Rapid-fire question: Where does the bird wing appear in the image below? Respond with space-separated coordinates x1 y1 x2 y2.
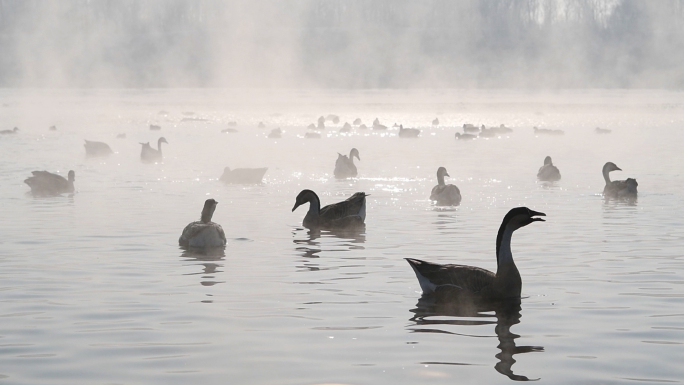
319 192 367 224
406 258 495 294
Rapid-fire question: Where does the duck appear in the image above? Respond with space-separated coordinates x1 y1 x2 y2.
602 162 638 199
84 140 113 157
326 114 340 124
219 167 268 184
398 125 420 138
178 199 227 248
537 156 561 181
24 170 75 196
406 207 546 299
0 127 18 134
292 190 367 229
258 122 266 128
140 137 167 163
334 148 360 179
430 167 462 206
372 118 387 130
455 132 477 140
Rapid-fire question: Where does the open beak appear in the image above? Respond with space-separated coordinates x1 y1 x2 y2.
530 210 546 222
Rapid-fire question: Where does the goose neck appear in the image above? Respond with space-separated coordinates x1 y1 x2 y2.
437 173 446 186
603 167 611 185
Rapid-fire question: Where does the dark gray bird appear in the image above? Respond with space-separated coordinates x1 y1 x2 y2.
602 162 637 199
24 170 75 196
179 199 227 248
292 190 367 230
430 167 461 206
537 156 561 181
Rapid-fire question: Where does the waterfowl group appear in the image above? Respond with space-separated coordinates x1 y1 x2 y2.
219 167 268 184
24 170 75 196
84 140 113 157
537 156 561 181
140 137 167 163
602 162 638 200
334 148 360 179
179 199 227 248
292 190 367 230
406 207 546 299
430 167 462 206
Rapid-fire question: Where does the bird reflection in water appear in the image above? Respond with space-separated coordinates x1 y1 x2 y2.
409 292 543 381
292 227 366 271
179 247 226 296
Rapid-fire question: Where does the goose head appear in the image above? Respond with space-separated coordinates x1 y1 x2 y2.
67 170 75 182
350 148 360 161
200 199 218 223
437 166 450 178
292 189 318 212
158 137 168 145
603 162 621 174
544 156 553 166
501 207 546 232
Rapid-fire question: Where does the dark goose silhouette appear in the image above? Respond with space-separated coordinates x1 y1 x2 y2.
292 189 367 230
430 167 462 206
179 199 227 248
537 156 561 181
406 207 545 299
24 170 75 196
602 162 637 199
140 137 167 163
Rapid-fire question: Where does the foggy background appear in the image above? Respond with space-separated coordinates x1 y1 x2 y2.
1 0 683 88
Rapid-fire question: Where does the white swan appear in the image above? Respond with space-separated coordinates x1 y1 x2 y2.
179 199 227 248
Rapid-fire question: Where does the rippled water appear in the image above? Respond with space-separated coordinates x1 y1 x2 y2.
1 89 683 384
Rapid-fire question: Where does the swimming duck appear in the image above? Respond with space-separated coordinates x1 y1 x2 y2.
537 156 561 181
140 137 167 163
334 148 360 179
179 199 227 248
398 125 420 138
406 207 545 299
219 167 268 184
305 132 321 139
24 170 75 196
602 162 638 199
0 127 18 134
84 140 113 157
326 114 340 124
317 116 325 129
292 190 367 229
430 167 462 206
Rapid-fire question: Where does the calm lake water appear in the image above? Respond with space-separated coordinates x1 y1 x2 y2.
1 89 683 384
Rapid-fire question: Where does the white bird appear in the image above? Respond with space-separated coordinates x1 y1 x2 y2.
537 156 561 181
179 199 227 248
430 167 462 206
140 137 167 163
334 148 360 179
24 170 75 196
602 162 638 199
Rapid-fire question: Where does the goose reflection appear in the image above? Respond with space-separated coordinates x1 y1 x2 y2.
180 247 226 290
409 295 543 381
292 226 366 264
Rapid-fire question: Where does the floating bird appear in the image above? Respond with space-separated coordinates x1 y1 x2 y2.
334 148 360 179
317 116 325 129
292 190 367 230
406 207 546 299
358 124 368 130
455 132 477 140
149 124 161 131
140 137 167 163
533 127 564 136
595 127 611 134
178 199 227 248
228 121 237 127
268 128 282 138
0 127 18 134
24 170 75 196
305 132 321 139
430 167 462 206
463 124 480 133
84 140 113 157
479 127 497 138
258 122 266 128
307 123 316 130
340 122 352 133
398 125 420 138
353 118 362 125
432 118 439 125
326 114 340 124
492 124 513 134
537 156 561 181
49 125 57 131
602 162 638 199
219 167 268 184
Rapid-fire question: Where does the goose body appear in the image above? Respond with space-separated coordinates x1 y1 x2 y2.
179 199 227 248
534 127 564 136
268 128 282 138
595 127 611 134
430 167 462 206
24 170 75 196
84 140 113 157
149 124 161 131
463 124 480 133
305 132 321 139
455 132 477 140
398 125 420 138
406 207 546 299
537 156 561 181
140 137 167 163
334 148 360 179
292 189 367 230
602 162 638 199
432 118 439 125
219 167 268 184
0 127 18 134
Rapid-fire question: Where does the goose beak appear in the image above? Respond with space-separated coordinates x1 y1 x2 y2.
292 202 301 212
616 167 622 171
530 210 546 222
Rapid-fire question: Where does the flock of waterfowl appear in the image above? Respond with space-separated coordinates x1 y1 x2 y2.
8 117 639 302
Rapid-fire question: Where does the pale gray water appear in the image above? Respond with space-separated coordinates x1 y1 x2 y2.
1 89 683 384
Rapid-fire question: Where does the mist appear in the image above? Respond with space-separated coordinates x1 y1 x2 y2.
1 0 683 88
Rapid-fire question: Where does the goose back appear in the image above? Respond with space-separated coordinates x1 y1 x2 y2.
24 170 75 196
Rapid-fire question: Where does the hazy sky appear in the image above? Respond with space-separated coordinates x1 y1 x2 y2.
1 0 682 88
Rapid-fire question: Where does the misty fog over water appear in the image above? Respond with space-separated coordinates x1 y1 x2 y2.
2 0 684 88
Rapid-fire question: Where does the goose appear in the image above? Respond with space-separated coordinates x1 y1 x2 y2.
430 167 462 206
292 189 367 229
305 132 321 139
432 118 439 125
340 122 352 133
326 114 340 124
406 207 546 299
533 127 564 136
463 124 480 133
84 140 113 157
268 128 282 138
1 127 18 134
398 125 420 138
149 124 161 130
602 162 638 199
219 167 268 184
178 199 227 248
24 170 75 196
353 118 362 125
140 137 167 163
317 116 325 129
455 132 477 140
537 156 561 181
334 148 360 179
595 127 611 134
